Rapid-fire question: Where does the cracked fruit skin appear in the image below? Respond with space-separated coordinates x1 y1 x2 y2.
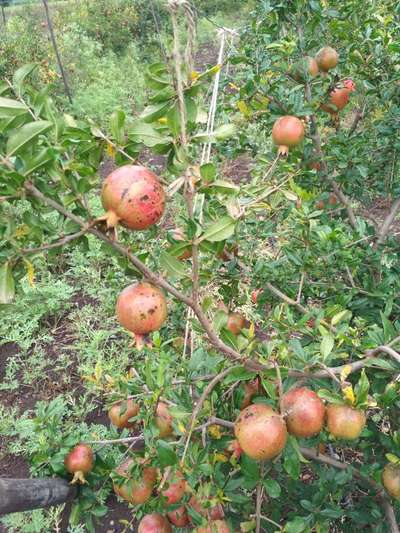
382 464 400 500
195 520 231 533
272 116 305 156
64 444 93 484
282 387 325 438
315 46 339 72
326 404 366 440
101 165 165 230
108 399 139 429
113 460 157 505
116 282 167 335
138 513 172 533
234 404 287 461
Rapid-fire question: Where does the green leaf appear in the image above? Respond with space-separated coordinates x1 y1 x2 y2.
320 334 334 358
213 123 237 140
198 216 236 243
156 440 178 467
331 310 352 326
141 102 170 123
200 163 216 182
386 453 400 464
0 262 15 304
263 478 281 498
166 102 181 138
7 120 53 156
13 63 37 94
240 454 259 481
159 251 188 279
22 147 54 176
110 110 125 145
129 122 171 147
354 369 370 407
0 96 29 118
284 516 308 533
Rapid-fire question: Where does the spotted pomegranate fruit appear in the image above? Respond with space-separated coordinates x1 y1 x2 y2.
326 404 366 440
195 520 231 533
226 313 246 335
161 470 186 504
108 399 140 429
315 46 339 74
64 444 94 484
272 116 305 156
101 165 165 230
167 505 190 527
116 282 167 348
234 403 287 460
155 402 174 438
138 513 172 533
282 387 325 438
382 463 400 500
113 459 157 505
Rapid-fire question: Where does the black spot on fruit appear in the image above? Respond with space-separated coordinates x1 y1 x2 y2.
140 195 149 201
148 308 155 315
121 188 129 200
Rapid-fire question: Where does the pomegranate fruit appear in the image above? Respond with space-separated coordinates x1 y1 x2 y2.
108 399 140 429
272 116 305 156
64 444 94 484
315 46 339 74
251 289 262 304
316 200 325 210
189 496 225 521
116 282 167 348
155 402 174 438
234 403 287 460
167 505 190 527
326 404 366 440
226 313 246 335
322 80 356 114
195 520 231 533
292 56 319 80
101 165 165 230
113 460 157 505
282 387 325 438
382 463 400 500
239 378 262 410
226 439 243 460
328 193 338 206
138 513 172 533
161 470 186 504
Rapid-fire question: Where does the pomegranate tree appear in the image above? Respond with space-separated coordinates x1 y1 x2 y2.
100 165 165 230
326 404 366 440
272 116 305 156
116 282 167 348
315 46 339 74
282 387 325 438
64 444 94 484
108 399 140 429
382 463 400 500
234 404 287 460
113 460 157 505
138 513 172 533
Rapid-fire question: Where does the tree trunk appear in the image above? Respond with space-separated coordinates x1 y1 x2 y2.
0 478 76 515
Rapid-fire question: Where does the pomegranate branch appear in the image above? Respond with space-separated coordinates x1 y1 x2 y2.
374 197 400 248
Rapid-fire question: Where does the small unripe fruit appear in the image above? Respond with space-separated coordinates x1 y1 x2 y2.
272 116 305 156
282 387 325 438
234 404 287 460
251 289 262 304
64 444 94 484
108 399 139 429
316 200 325 210
315 47 339 73
326 404 366 440
155 402 174 438
382 463 400 500
328 193 338 206
226 313 246 335
138 513 172 533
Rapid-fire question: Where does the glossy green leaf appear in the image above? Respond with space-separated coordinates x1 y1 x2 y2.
7 120 52 156
263 477 281 498
0 262 15 304
110 109 125 145
159 251 187 279
156 440 178 467
198 216 236 243
320 334 334 358
0 96 29 118
13 63 37 94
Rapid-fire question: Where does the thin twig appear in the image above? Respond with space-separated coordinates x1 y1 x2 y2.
19 228 89 254
374 197 400 248
255 476 263 533
296 272 305 303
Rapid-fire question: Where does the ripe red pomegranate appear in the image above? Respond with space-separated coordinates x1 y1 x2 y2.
161 470 186 504
226 313 246 335
382 464 400 500
64 444 93 484
101 165 165 230
113 460 157 504
251 289 262 304
195 520 231 533
323 80 356 114
234 404 287 460
272 116 305 156
108 399 140 429
282 387 325 438
307 56 319 77
239 378 262 410
315 199 325 210
167 505 190 527
155 402 174 438
328 193 338 206
315 46 339 74
189 496 225 521
116 282 167 348
292 56 319 80
326 404 366 440
226 439 243 460
138 513 172 533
